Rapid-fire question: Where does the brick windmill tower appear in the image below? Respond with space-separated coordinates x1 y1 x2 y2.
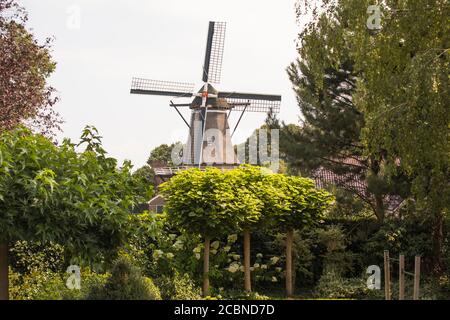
130 21 281 194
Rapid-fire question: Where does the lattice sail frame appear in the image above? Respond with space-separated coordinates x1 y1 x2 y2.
203 22 226 84
226 98 281 113
130 77 195 97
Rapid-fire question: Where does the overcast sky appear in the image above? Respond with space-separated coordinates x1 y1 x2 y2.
21 0 302 169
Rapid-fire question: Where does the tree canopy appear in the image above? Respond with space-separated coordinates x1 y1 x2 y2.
0 0 60 134
0 126 142 258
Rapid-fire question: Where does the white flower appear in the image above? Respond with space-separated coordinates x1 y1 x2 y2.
193 247 201 254
270 256 280 265
210 241 220 250
227 263 239 273
253 263 260 268
173 240 184 250
275 267 282 272
223 246 231 252
256 253 263 259
239 266 245 272
232 254 240 261
250 267 255 271
227 234 238 244
261 264 267 270
210 249 217 255
195 253 201 260
271 276 278 282
166 252 174 259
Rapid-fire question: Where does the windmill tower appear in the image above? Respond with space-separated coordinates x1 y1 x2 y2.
130 21 281 180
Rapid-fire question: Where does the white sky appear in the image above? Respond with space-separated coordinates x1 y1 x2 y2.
21 0 302 169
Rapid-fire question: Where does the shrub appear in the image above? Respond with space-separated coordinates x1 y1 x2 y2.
86 257 161 300
155 273 201 300
314 272 373 299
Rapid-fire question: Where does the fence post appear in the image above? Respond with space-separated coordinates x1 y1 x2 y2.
413 255 421 300
384 250 391 300
399 254 405 300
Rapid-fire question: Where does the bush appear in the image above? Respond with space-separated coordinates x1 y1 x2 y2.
155 273 201 300
314 272 375 299
86 257 161 300
9 267 109 300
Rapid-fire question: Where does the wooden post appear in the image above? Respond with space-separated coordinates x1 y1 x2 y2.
0 243 8 300
286 229 294 297
413 255 421 300
399 254 405 300
202 236 210 297
384 250 391 300
243 231 252 292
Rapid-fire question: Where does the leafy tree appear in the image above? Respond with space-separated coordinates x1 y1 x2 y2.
132 165 154 201
295 0 449 274
0 126 141 299
273 175 334 296
280 25 410 223
228 166 267 292
147 142 183 167
159 167 261 296
0 0 60 135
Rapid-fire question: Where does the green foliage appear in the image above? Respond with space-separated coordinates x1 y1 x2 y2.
272 175 334 231
0 126 141 260
160 167 262 238
155 273 201 300
147 142 183 167
294 0 449 271
132 165 155 200
314 272 374 300
86 257 161 300
10 241 64 274
9 267 108 300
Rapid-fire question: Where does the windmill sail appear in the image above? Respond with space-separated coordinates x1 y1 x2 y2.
202 22 226 84
218 91 281 113
130 78 195 97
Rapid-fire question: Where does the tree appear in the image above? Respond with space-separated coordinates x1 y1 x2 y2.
295 0 449 274
0 126 142 300
132 165 155 201
147 142 183 167
273 175 334 297
280 18 410 223
229 166 271 293
0 0 60 135
159 167 261 296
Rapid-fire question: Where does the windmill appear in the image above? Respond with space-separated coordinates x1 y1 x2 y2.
130 21 281 175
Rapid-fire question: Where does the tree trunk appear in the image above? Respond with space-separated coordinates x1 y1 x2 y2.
374 193 385 225
243 231 251 292
0 243 8 300
286 229 294 297
202 236 210 297
431 212 444 275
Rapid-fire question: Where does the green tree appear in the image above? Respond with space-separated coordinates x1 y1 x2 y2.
295 0 449 274
273 175 334 296
280 22 410 223
159 167 260 296
0 126 141 300
147 142 183 167
132 165 154 201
